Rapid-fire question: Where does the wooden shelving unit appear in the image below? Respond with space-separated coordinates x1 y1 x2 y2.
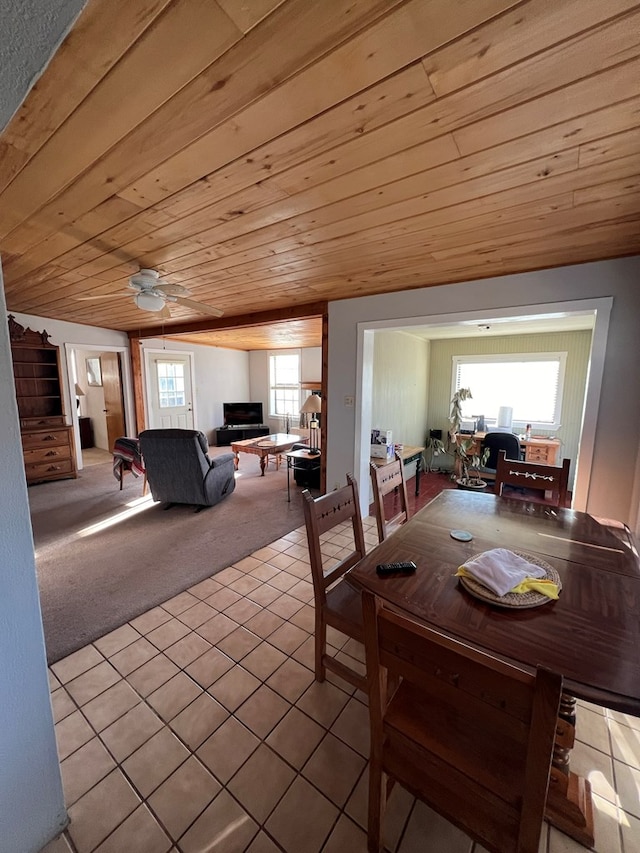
8 315 77 485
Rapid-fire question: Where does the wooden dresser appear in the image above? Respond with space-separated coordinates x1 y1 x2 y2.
8 315 77 485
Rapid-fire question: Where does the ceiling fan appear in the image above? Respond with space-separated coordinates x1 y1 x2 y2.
75 269 224 318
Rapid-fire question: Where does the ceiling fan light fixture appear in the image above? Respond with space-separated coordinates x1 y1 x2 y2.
135 291 165 312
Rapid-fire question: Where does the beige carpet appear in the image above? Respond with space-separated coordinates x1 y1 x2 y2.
29 450 315 663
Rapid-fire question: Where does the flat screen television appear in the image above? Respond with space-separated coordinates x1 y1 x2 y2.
223 402 264 427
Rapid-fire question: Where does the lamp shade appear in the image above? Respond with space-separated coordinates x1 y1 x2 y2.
74 382 85 397
300 393 322 414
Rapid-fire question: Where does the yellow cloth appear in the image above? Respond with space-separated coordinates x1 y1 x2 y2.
455 567 559 600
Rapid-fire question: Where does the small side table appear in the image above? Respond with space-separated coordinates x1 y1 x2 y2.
286 449 321 501
78 416 94 449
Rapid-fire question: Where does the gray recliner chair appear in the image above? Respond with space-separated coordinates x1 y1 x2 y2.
139 429 236 511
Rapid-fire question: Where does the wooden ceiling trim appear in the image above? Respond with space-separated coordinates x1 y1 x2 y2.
0 0 244 243
422 0 640 98
126 301 327 340
216 0 285 35
113 0 519 209
1 0 632 290
0 0 405 257
0 0 514 282
33 34 636 286
0 0 173 197
7 140 636 317
454 53 640 157
121 61 436 212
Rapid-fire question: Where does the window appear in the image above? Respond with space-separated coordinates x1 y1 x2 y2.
452 352 566 430
269 351 301 417
156 361 186 408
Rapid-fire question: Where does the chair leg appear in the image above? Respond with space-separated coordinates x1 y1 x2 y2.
367 761 386 853
315 611 327 683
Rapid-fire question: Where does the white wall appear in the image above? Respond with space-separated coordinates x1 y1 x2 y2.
250 348 323 434
141 339 249 444
372 330 429 448
1 280 68 849
327 257 640 527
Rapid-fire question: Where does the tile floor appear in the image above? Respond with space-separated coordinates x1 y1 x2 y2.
41 514 640 853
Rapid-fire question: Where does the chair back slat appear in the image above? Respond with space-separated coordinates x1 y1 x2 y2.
369 452 409 542
302 474 365 601
302 474 367 691
495 450 570 508
362 590 562 853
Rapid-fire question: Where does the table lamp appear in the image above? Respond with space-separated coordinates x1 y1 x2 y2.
74 382 85 412
300 393 322 453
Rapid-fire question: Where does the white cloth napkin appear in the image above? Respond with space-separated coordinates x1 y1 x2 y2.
460 548 546 597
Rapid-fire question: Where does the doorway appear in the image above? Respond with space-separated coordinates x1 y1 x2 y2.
65 343 135 471
144 350 195 430
354 298 612 516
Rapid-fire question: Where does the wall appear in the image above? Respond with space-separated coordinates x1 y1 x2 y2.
250 348 323 434
372 330 430 449
1 277 68 850
426 330 592 486
141 338 249 445
74 347 109 449
0 0 87 132
327 256 640 527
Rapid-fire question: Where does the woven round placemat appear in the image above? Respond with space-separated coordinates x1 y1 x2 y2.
458 551 561 609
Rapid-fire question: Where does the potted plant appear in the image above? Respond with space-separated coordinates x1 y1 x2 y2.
455 437 490 489
447 388 489 489
424 432 446 472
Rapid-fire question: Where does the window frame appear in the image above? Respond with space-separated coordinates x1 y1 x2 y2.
451 351 567 432
268 350 301 418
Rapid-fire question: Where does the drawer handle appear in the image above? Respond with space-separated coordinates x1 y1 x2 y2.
43 434 57 441
45 450 59 457
46 465 62 471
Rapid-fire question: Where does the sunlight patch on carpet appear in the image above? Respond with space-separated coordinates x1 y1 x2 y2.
76 494 157 537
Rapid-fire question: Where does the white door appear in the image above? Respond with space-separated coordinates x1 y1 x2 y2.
146 352 195 429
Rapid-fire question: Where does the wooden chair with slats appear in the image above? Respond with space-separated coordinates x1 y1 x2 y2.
362 590 563 853
369 451 410 543
301 474 367 692
494 449 571 508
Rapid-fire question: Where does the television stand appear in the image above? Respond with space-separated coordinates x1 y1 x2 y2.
214 425 270 446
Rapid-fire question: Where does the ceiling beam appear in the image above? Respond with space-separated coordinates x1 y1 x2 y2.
127 301 327 340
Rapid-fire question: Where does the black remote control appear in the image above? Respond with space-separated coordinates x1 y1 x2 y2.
376 561 417 576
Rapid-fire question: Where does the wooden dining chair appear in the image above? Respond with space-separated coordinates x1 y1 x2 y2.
301 474 367 692
369 452 409 542
494 449 571 508
362 590 563 853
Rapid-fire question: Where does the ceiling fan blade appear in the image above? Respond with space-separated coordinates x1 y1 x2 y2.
74 293 124 301
154 282 189 296
173 296 224 317
158 304 172 319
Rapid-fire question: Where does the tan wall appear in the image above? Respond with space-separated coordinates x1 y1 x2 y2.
426 330 592 486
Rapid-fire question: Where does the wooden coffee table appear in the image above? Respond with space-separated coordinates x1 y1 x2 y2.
231 433 306 476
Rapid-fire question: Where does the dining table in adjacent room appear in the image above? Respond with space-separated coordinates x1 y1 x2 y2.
347 489 640 849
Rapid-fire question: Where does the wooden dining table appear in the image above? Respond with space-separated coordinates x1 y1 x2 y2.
347 489 640 848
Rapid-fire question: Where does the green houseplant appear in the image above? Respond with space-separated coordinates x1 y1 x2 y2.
448 388 489 489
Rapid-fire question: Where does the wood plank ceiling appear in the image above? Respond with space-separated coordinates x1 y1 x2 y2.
1 0 639 349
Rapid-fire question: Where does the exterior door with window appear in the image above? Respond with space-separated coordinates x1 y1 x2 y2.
147 353 194 429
